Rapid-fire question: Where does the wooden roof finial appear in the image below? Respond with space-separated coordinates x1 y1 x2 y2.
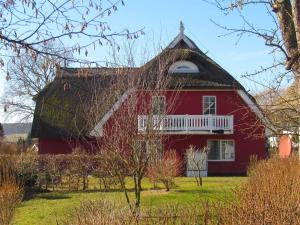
180 21 184 37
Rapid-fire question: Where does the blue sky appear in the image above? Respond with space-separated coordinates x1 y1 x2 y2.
0 0 283 122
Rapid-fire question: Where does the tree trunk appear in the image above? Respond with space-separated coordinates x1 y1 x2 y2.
275 0 298 69
133 175 142 214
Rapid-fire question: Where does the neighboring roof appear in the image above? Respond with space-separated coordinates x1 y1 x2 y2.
31 25 254 138
255 83 299 132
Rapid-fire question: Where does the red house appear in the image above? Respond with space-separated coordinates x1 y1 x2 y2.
31 25 269 175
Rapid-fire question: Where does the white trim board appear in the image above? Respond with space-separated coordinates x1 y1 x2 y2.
89 90 131 137
237 90 273 136
168 34 197 49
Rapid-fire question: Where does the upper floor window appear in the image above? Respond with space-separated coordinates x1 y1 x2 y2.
207 140 235 161
152 96 165 115
203 96 216 115
169 60 199 74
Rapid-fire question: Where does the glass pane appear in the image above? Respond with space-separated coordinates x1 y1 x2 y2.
203 108 210 115
208 140 220 160
223 140 234 160
210 108 216 115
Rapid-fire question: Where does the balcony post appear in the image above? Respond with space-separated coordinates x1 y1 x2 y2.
185 114 188 131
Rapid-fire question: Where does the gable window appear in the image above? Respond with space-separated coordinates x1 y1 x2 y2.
207 140 235 161
169 60 199 74
203 96 216 115
152 96 165 115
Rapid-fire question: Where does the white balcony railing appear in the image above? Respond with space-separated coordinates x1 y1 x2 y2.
138 115 233 134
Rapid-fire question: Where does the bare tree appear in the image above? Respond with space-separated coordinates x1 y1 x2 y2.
2 42 68 120
208 0 300 139
82 49 183 213
186 145 208 187
147 151 181 191
0 0 143 67
211 0 300 75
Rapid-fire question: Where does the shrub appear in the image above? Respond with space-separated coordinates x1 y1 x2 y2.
15 153 38 188
0 143 18 155
219 156 300 225
147 151 181 191
0 159 23 225
61 200 215 225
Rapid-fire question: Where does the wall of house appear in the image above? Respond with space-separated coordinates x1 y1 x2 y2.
39 138 74 154
164 133 266 176
102 89 266 175
38 138 97 154
38 89 267 175
161 89 267 175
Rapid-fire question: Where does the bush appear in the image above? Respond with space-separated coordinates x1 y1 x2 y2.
61 200 214 225
15 153 38 188
0 159 23 225
147 151 181 191
219 156 300 225
0 143 18 155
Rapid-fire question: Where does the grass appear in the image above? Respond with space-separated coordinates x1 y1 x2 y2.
13 177 245 225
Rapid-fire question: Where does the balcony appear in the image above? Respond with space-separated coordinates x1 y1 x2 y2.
138 115 234 134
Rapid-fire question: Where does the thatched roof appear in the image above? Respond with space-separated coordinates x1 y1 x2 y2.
31 32 248 138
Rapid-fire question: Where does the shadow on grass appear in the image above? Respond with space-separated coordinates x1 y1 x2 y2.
173 188 217 194
37 192 71 200
23 188 50 201
22 187 139 202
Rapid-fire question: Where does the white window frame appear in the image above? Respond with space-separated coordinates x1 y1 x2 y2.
168 60 199 73
203 96 216 115
152 96 166 115
207 139 235 162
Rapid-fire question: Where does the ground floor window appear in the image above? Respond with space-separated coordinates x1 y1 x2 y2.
207 140 234 161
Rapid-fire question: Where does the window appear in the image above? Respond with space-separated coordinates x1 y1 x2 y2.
146 140 163 162
169 60 199 73
207 140 234 161
203 96 216 115
152 96 165 115
134 139 163 162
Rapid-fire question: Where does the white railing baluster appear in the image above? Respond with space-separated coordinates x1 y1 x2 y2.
137 115 233 132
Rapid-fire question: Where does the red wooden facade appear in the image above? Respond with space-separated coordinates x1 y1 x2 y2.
38 90 267 175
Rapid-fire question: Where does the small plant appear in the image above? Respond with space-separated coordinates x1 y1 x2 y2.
185 145 208 186
147 151 181 191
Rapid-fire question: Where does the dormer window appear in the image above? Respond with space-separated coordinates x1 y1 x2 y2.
169 60 199 74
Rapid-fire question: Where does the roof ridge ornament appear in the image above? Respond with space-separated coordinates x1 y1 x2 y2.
167 22 197 49
180 21 184 37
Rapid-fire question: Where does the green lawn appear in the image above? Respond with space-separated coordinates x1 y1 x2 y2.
13 177 245 225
